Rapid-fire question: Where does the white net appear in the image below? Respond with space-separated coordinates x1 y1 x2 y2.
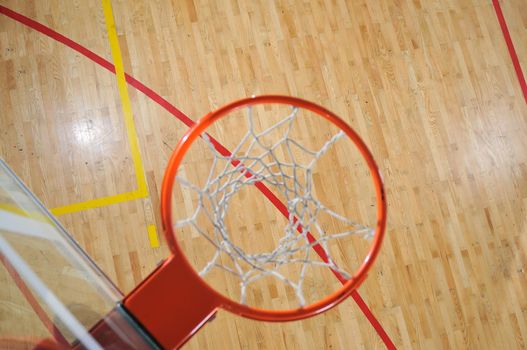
174 105 375 307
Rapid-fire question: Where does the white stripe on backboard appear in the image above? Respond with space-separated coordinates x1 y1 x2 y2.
0 209 59 240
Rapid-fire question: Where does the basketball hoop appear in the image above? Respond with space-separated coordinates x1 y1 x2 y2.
124 95 387 349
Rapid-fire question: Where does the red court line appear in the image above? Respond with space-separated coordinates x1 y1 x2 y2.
0 253 69 347
492 0 527 104
0 5 396 349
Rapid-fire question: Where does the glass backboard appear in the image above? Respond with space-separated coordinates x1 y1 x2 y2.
0 159 158 350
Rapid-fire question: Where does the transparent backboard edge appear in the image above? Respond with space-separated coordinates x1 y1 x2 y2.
0 234 103 349
0 159 123 301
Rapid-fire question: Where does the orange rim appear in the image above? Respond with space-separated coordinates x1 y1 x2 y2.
161 95 387 321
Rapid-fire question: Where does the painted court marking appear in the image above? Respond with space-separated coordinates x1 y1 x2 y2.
0 5 395 348
39 3 152 219
100 0 159 248
492 0 527 104
51 191 144 216
101 0 149 198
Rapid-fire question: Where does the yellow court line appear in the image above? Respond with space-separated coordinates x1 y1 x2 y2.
50 0 150 217
101 0 148 197
50 190 143 216
36 0 158 247
147 224 160 248
48 0 158 248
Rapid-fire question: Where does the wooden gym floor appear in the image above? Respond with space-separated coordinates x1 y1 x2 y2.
1 0 526 348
